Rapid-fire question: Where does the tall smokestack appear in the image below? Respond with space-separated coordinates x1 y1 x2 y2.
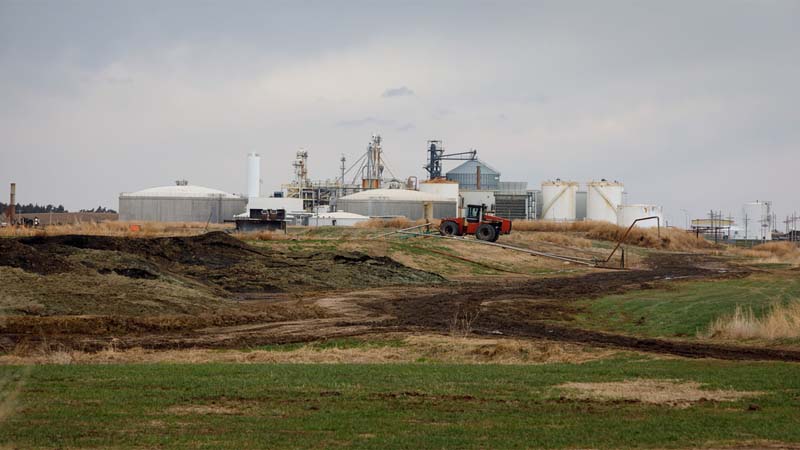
247 153 261 199
8 183 16 224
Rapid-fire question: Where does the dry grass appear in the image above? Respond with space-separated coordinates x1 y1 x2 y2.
558 379 761 408
242 230 293 241
525 232 593 248
0 334 614 365
705 302 800 340
513 220 714 251
355 218 436 229
448 308 481 337
0 221 232 238
729 242 800 266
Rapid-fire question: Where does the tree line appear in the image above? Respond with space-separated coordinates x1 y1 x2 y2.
0 202 117 214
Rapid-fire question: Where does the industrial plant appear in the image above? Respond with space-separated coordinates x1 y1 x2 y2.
104 132 800 243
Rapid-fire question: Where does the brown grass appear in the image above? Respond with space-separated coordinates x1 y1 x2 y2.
558 379 761 408
729 242 800 266
705 302 800 340
513 220 714 251
355 218 434 229
0 334 614 365
0 221 232 238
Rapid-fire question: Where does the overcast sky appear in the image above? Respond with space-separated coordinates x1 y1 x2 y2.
1 0 798 226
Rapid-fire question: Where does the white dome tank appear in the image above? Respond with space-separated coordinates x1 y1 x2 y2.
586 180 624 223
616 204 663 229
742 201 772 240
541 180 578 220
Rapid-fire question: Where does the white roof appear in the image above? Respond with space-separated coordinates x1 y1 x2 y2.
314 211 370 219
341 188 452 202
121 185 241 199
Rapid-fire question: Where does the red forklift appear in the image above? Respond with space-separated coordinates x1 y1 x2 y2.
439 204 512 242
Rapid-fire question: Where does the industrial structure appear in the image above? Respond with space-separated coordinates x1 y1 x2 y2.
541 180 579 221
119 181 246 223
336 188 457 220
742 201 773 241
424 140 477 180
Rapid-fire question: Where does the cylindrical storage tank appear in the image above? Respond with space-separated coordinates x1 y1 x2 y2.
541 180 578 220
419 179 459 200
742 201 772 241
247 152 261 199
616 204 663 229
586 180 624 223
420 179 460 217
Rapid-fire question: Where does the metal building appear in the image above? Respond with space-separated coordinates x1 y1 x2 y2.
446 159 500 191
336 188 457 220
119 183 246 223
495 181 531 220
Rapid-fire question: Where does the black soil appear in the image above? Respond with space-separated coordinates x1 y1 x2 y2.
1 232 443 293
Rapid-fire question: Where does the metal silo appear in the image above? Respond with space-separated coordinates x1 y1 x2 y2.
541 180 578 220
445 160 500 190
586 180 624 223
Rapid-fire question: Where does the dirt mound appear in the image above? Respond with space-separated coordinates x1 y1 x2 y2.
0 232 443 317
0 239 76 274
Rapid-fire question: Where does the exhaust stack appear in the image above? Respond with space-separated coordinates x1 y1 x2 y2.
7 183 16 224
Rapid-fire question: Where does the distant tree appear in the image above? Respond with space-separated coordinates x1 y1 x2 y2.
0 202 70 214
79 206 117 214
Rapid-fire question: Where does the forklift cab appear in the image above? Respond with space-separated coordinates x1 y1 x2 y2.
466 204 485 223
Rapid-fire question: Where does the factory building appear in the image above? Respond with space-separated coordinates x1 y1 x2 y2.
336 188 457 220
119 182 246 223
445 160 533 220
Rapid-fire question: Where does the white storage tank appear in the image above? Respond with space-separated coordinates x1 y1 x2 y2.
247 152 261 199
541 180 578 220
420 179 459 200
742 201 772 241
616 204 663 229
586 180 624 223
421 178 460 217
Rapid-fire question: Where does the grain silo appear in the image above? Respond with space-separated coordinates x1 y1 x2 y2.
445 160 500 191
119 182 246 223
586 180 624 223
336 188 457 220
541 180 578 220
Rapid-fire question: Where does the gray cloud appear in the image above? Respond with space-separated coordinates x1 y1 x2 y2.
335 117 396 127
0 0 798 225
382 86 415 98
396 123 415 132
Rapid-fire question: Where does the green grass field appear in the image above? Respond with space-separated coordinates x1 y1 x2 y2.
2 358 800 449
574 274 800 338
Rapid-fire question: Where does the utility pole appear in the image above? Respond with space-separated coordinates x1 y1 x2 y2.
743 213 750 246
